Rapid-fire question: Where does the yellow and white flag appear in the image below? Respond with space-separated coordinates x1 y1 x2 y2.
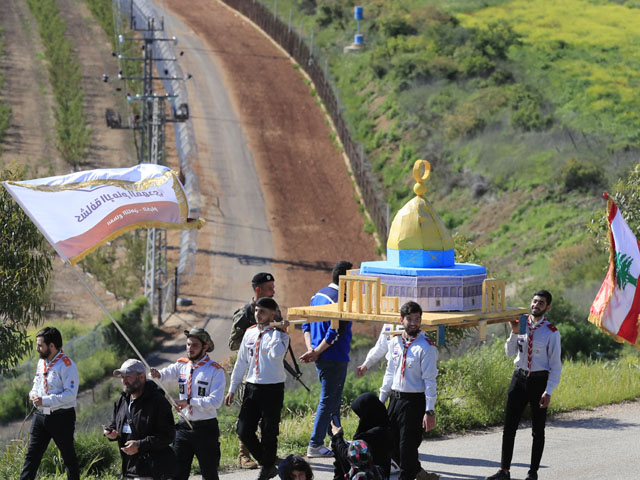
2 164 203 265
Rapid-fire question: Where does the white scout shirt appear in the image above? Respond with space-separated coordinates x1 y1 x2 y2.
505 316 562 395
379 332 438 411
229 325 289 393
30 351 79 414
361 323 404 369
154 354 226 421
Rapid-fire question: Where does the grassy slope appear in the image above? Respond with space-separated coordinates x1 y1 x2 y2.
263 0 640 310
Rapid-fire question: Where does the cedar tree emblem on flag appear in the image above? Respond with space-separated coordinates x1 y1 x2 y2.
588 193 640 347
2 164 203 265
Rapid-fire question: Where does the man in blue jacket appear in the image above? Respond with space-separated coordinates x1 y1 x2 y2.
300 260 353 457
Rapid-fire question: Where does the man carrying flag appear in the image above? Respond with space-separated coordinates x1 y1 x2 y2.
589 193 640 346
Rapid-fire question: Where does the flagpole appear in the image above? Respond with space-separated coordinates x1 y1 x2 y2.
67 261 194 429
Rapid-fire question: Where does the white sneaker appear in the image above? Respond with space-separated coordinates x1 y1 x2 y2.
306 445 333 458
390 459 400 474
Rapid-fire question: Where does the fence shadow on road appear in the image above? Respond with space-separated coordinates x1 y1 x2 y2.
550 415 638 430
421 452 498 469
174 247 334 272
418 454 535 480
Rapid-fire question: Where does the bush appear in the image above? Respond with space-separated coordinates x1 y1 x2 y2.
77 349 120 389
103 297 155 358
82 232 146 300
556 322 622 361
470 21 521 60
378 10 417 37
436 340 513 433
0 381 32 423
559 158 604 192
510 85 552 131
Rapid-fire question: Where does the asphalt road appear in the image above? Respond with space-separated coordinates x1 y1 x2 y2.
154 0 276 362
208 400 640 480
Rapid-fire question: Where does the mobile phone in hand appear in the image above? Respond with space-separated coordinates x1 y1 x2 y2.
102 424 113 433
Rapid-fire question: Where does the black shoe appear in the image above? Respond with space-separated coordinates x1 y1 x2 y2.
485 470 510 480
257 465 278 480
525 472 538 480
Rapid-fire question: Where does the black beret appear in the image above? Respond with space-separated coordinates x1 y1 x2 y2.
255 296 278 311
251 272 274 286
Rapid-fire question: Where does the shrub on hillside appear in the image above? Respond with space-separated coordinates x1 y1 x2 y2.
470 21 521 60
559 158 603 192
377 10 417 37
510 85 552 131
0 381 31 423
454 44 495 77
102 297 155 357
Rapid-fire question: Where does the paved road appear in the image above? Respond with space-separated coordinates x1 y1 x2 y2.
209 400 640 480
152 0 276 362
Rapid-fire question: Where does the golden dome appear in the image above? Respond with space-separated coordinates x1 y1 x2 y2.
386 160 454 265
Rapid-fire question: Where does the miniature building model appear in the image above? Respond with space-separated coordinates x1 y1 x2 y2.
287 159 527 346
357 160 486 311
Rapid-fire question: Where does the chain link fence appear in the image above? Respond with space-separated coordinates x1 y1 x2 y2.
0 327 108 389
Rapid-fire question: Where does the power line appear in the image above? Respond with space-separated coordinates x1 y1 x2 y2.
104 0 191 321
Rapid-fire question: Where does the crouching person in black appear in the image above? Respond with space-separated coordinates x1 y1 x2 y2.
330 392 391 479
104 359 176 480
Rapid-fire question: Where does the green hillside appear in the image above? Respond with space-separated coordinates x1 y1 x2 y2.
271 1 640 330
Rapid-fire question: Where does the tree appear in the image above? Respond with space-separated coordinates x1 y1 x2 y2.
588 163 640 249
0 166 52 374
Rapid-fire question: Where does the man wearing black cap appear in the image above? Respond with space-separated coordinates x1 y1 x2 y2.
225 297 290 480
229 272 281 351
150 327 226 480
229 272 281 469
300 260 353 458
105 359 175 479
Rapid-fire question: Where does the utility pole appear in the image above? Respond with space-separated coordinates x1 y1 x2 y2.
104 0 190 321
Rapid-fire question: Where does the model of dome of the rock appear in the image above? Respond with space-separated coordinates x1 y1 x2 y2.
358 160 486 311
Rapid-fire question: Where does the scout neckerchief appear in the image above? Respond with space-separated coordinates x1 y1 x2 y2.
186 354 210 414
400 333 417 378
43 350 65 394
254 326 275 374
527 316 545 375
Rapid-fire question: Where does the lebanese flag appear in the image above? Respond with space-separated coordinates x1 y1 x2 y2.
588 194 640 346
2 164 203 265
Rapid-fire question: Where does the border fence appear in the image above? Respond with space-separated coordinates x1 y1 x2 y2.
220 0 390 243
0 327 107 390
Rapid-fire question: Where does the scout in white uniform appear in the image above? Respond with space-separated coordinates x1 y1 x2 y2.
151 327 225 480
379 301 439 480
20 326 80 480
485 290 561 480
225 297 290 480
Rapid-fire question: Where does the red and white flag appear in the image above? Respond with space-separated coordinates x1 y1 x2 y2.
2 164 203 265
588 194 640 346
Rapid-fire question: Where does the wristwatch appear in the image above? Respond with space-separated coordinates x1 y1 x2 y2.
425 410 435 416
